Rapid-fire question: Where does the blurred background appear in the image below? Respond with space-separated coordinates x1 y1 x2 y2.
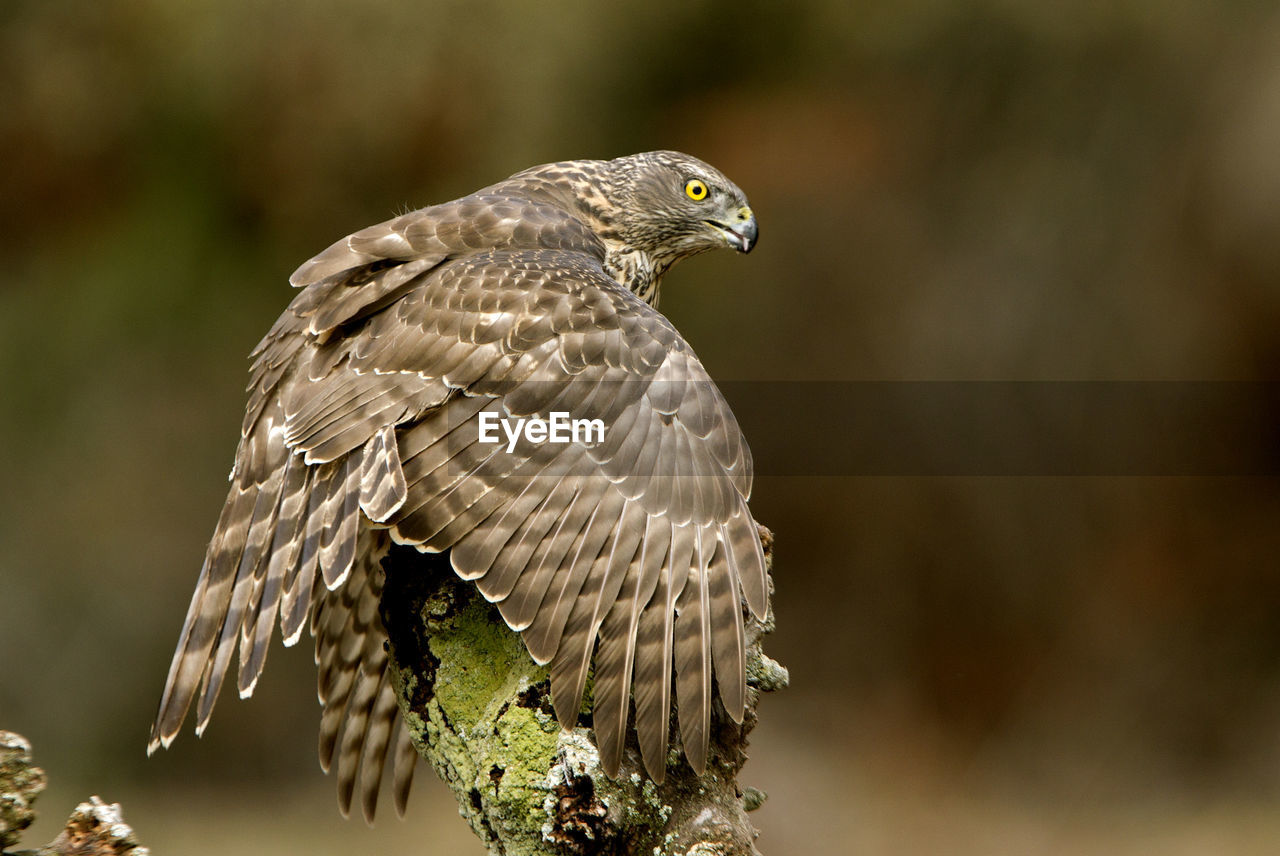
3 1 1279 853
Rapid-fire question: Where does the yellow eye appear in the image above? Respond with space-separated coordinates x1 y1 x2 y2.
684 179 708 201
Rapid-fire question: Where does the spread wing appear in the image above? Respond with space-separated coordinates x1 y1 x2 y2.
150 196 766 820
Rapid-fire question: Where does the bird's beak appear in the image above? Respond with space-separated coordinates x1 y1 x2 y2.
709 206 758 254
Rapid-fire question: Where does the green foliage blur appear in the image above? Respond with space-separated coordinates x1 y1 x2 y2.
3 1 1279 852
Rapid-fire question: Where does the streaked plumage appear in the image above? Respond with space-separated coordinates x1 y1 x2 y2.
150 151 766 822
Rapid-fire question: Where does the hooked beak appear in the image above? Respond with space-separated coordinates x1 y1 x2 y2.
708 206 758 254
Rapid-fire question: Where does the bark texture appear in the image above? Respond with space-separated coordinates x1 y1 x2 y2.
0 731 149 856
380 528 785 855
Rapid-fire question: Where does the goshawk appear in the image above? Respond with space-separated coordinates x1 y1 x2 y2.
150 151 767 822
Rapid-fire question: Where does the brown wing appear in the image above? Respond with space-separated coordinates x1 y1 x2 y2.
150 191 602 759
149 197 766 820
325 248 763 777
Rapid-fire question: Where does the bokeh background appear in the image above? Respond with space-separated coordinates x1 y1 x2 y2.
3 1 1280 853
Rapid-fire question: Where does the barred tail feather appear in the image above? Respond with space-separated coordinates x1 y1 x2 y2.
309 533 412 824
358 674 400 824
392 717 417 818
335 665 384 818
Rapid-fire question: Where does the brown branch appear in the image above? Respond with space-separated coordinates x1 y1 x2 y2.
0 731 149 856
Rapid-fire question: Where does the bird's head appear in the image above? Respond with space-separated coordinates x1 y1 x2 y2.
599 150 758 261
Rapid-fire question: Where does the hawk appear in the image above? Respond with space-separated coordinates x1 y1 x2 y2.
149 151 767 823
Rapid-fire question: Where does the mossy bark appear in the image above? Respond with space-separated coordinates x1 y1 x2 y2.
380 528 784 856
0 731 149 856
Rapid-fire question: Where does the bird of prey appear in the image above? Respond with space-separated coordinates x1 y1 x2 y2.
149 151 768 823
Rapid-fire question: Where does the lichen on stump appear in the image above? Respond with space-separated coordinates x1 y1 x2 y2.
380 527 785 855
0 731 148 856
1 731 45 851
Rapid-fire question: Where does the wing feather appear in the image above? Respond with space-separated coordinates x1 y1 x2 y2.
318 456 360 589
497 467 610 631
593 515 669 775
150 423 280 750
728 505 769 619
302 255 445 336
632 520 694 780
195 458 286 730
279 460 335 646
238 452 310 695
358 425 408 523
519 487 625 663
549 500 646 727
476 469 581 603
673 524 715 774
708 527 746 722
